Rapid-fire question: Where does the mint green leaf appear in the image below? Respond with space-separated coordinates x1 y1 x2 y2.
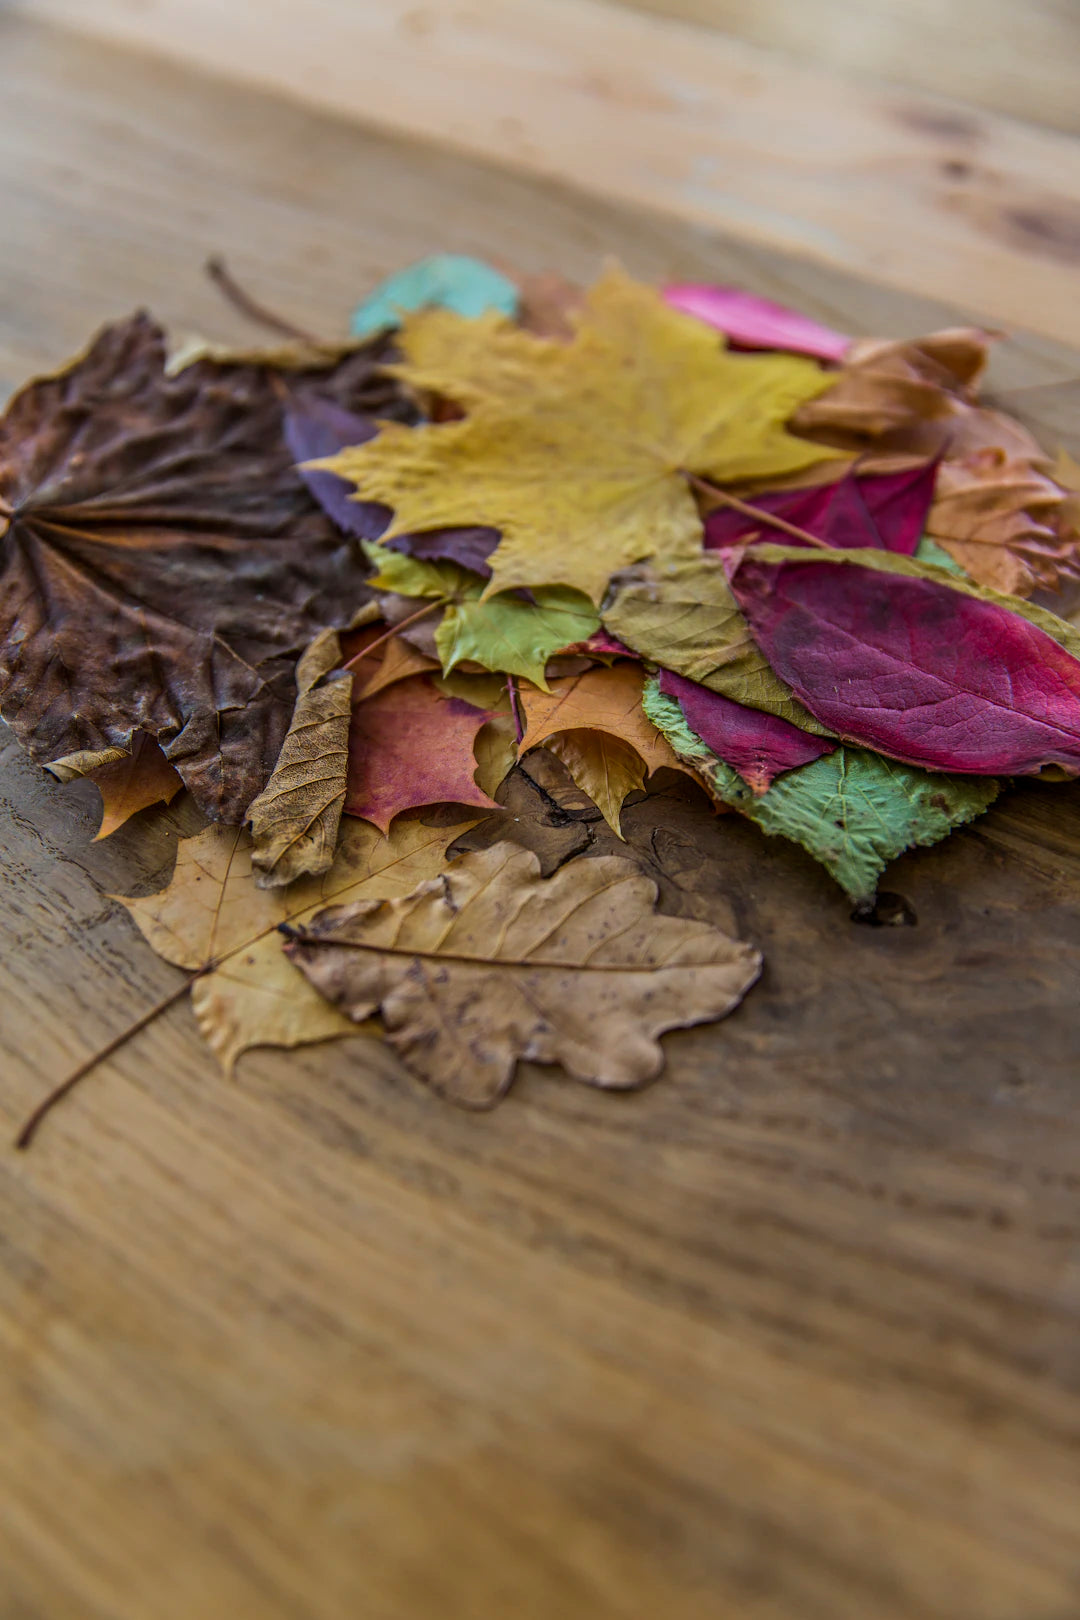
351 255 520 337
643 677 999 903
914 535 967 576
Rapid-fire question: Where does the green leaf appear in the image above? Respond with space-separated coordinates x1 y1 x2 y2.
602 554 832 735
914 535 967 576
351 254 519 338
365 543 598 689
643 677 999 903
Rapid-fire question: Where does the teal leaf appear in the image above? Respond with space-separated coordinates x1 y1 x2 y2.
643 677 999 903
351 255 520 337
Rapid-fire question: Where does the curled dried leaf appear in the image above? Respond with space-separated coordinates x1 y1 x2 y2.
286 841 761 1107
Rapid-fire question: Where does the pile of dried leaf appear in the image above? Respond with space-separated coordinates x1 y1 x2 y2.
6 253 1080 1138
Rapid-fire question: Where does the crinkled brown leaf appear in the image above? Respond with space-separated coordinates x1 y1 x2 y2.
120 814 474 1074
285 841 761 1107
0 314 411 821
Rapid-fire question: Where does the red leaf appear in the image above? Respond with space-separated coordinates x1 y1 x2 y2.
664 284 851 363
732 555 1080 776
704 463 936 556
345 674 499 831
658 669 834 793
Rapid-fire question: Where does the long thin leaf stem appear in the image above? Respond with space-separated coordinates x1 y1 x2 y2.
506 674 525 743
340 600 446 674
684 472 834 550
205 255 317 343
14 968 210 1150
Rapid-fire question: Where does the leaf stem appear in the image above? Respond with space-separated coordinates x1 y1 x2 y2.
340 599 446 674
684 472 834 550
204 255 317 343
14 968 210 1150
506 674 525 743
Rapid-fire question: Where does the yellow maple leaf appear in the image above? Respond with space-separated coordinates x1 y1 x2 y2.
323 268 841 605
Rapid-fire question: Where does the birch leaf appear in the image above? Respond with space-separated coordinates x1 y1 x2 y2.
119 815 473 1074
324 268 841 604
285 841 761 1107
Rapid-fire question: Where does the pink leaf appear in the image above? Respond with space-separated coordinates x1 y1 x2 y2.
704 463 936 557
664 284 851 364
732 555 1080 776
658 669 834 793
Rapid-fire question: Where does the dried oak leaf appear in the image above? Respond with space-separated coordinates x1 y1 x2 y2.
285 841 761 1107
47 730 183 839
0 314 410 821
120 813 474 1074
322 267 841 604
517 662 701 835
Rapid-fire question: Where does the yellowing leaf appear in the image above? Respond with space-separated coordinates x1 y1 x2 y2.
366 542 598 688
602 554 832 734
517 662 701 834
325 268 840 604
119 814 475 1074
355 633 439 700
285 841 762 1107
48 732 183 838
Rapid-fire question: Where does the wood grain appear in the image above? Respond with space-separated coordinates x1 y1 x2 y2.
612 0 1080 138
3 18 1080 1620
23 0 1080 346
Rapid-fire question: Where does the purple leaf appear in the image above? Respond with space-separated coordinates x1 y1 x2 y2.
705 463 936 557
284 396 386 540
664 284 851 363
732 554 1080 776
286 395 499 572
659 669 834 793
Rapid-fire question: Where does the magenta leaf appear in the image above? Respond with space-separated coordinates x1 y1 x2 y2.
664 284 850 363
658 669 834 793
733 554 1080 776
286 396 499 571
705 463 936 557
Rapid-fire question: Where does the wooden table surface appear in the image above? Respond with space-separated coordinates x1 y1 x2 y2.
3 18 1080 1620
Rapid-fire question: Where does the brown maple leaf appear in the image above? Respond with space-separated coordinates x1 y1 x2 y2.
0 314 413 821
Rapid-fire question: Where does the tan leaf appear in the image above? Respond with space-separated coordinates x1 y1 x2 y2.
517 662 701 834
120 814 475 1074
246 626 358 888
793 327 1080 594
47 733 183 837
285 842 761 1107
354 633 439 700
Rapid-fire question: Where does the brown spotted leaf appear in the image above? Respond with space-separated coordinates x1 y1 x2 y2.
285 841 761 1107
